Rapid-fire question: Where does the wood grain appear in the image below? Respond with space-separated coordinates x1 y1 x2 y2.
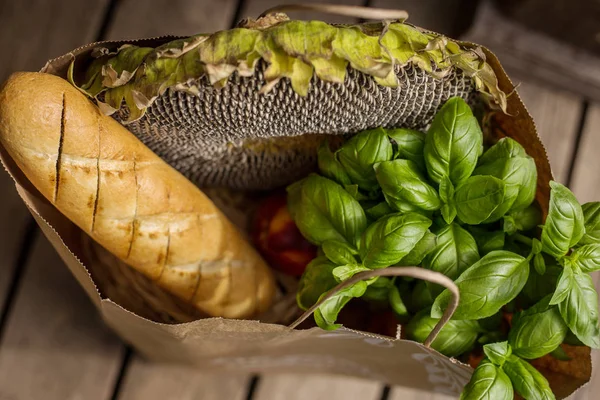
0 236 124 400
238 0 364 24
565 103 600 399
0 0 109 315
118 355 250 400
515 79 584 183
105 0 238 39
254 374 382 400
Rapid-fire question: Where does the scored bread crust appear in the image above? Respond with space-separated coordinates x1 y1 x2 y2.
0 72 276 319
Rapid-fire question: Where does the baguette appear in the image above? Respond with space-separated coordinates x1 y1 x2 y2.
0 72 276 319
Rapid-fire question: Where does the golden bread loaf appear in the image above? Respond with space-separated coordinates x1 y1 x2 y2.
0 72 276 319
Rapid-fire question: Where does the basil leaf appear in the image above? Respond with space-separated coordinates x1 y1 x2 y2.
387 128 426 170
411 281 434 312
337 128 393 191
455 176 507 225
502 355 555 400
549 265 574 306
344 184 370 201
520 263 561 308
332 264 371 282
407 309 481 357
441 204 457 225
297 257 338 310
440 175 457 224
424 97 483 186
533 253 546 275
314 281 368 330
365 202 394 221
468 227 506 256
549 346 571 361
432 251 529 320
424 223 480 283
556 270 600 348
504 205 542 235
459 359 513 400
509 296 568 359
322 240 358 266
483 341 511 366
398 230 437 266
474 138 537 213
541 181 585 258
317 140 352 185
360 212 432 269
580 202 600 245
564 329 585 346
570 244 600 272
389 285 410 320
375 159 441 212
287 175 367 246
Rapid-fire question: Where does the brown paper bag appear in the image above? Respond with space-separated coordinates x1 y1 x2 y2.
0 16 593 398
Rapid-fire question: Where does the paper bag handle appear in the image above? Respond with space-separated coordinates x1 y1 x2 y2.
258 3 409 21
288 267 460 349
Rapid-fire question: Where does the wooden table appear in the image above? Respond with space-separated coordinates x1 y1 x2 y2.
0 0 597 398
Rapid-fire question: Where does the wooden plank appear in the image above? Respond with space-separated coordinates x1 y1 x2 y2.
515 80 584 184
565 103 600 399
369 0 478 37
106 1 253 397
254 374 382 400
238 0 364 24
105 0 238 39
0 236 124 399
463 1 600 102
118 355 249 400
0 0 109 314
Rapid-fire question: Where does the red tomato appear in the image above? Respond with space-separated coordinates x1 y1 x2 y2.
252 192 317 277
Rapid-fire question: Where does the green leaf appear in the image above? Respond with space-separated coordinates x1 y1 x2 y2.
360 212 432 269
424 223 480 284
344 184 370 201
564 329 585 346
579 202 600 245
459 359 513 400
314 281 368 330
570 244 600 272
406 309 481 357
317 140 352 185
375 159 441 212
398 230 437 266
332 264 371 282
287 175 367 246
541 181 585 258
533 253 546 275
363 277 393 303
389 285 410 319
424 97 483 186
365 202 394 221
509 296 568 359
502 355 555 400
432 251 529 320
411 280 434 312
322 240 358 266
337 128 393 191
441 204 457 225
483 341 512 366
387 128 426 170
468 227 505 256
455 176 507 225
549 346 571 361
473 138 537 213
439 176 455 204
296 257 338 310
504 205 542 235
520 263 561 308
556 270 600 348
549 266 574 306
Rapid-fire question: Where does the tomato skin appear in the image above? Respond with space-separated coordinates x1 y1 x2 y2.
252 192 317 277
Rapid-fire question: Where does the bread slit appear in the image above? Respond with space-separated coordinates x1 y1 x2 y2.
53 93 66 203
91 118 101 232
126 157 139 259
